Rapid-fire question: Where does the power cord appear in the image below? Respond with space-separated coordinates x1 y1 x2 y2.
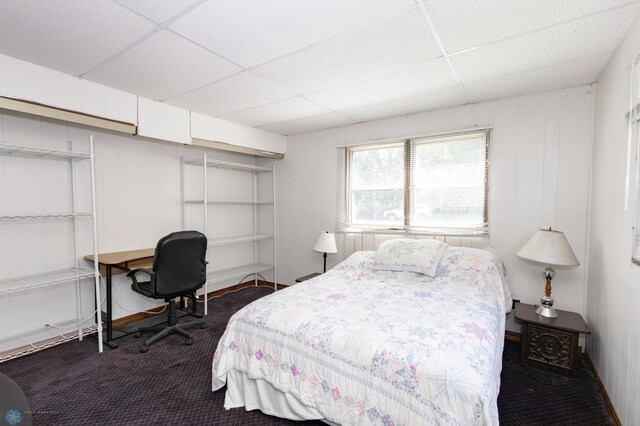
196 273 273 303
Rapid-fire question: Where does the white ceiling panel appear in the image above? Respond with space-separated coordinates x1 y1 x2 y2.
115 0 205 24
259 112 356 135
464 54 609 104
0 1 637 135
219 96 330 127
252 8 442 93
305 58 455 111
450 4 640 84
340 86 466 123
426 0 637 54
170 0 417 68
0 0 155 76
165 72 296 116
85 30 241 100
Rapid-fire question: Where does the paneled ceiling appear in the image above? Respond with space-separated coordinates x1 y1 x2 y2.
0 0 638 135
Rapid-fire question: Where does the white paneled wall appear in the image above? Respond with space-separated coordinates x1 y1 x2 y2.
260 85 594 334
0 109 266 351
588 13 640 426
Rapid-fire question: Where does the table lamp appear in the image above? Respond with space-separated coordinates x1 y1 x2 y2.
313 231 337 273
517 227 579 318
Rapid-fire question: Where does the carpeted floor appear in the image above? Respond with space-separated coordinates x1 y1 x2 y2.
0 286 613 425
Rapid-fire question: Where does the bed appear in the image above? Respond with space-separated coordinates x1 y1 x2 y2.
212 241 512 425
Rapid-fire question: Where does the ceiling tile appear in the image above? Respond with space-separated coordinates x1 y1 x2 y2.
450 4 640 83
218 96 330 127
305 58 456 111
259 112 355 135
0 0 155 76
115 0 204 24
426 0 637 54
463 54 608 103
165 72 296 116
340 86 466 123
85 30 241 100
170 0 417 67
251 8 442 93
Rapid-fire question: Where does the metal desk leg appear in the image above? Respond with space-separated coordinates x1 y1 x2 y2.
104 265 118 349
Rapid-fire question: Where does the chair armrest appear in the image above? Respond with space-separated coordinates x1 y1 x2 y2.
127 268 155 290
126 268 154 278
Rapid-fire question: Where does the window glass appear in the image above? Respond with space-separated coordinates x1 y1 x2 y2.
345 130 489 234
349 143 404 226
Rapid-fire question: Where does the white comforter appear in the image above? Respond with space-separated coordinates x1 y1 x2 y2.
212 247 512 425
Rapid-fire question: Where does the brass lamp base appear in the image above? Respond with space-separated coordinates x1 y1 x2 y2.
536 266 558 318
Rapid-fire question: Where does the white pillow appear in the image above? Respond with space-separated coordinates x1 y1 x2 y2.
370 238 447 277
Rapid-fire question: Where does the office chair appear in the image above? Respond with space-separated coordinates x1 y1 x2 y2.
128 230 208 353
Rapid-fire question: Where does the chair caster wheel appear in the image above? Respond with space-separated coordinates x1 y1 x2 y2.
134 332 141 338
139 345 148 353
185 339 193 346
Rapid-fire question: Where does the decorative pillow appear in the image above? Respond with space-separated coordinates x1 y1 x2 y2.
369 238 447 277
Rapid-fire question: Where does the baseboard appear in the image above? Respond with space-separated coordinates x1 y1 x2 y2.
505 330 521 342
583 352 622 426
111 280 287 329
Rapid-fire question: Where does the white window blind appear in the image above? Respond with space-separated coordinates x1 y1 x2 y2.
344 130 490 235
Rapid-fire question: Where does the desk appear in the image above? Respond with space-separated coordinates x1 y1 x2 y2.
85 248 154 348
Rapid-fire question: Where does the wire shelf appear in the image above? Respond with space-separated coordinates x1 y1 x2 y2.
0 324 97 363
0 213 92 221
0 267 97 296
0 144 91 161
206 263 274 284
184 200 274 205
184 158 272 173
208 234 273 247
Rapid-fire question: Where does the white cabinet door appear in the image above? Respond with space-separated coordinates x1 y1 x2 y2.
138 97 191 145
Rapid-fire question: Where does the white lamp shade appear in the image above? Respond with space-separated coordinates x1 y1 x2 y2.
517 228 579 266
313 232 337 254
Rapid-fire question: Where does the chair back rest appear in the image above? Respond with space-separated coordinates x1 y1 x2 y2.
152 230 207 298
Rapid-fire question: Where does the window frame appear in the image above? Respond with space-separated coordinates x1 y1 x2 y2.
344 129 490 235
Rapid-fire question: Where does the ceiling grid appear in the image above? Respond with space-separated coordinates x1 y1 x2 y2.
0 0 637 135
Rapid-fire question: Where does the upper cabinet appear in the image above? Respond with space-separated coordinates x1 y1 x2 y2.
0 53 286 154
191 112 286 156
0 53 137 125
137 97 191 145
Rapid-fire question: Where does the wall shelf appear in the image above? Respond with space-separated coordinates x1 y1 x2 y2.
208 234 273 247
0 138 103 360
0 143 90 161
0 322 98 363
182 155 277 314
0 213 92 221
184 200 273 205
0 267 96 296
184 157 272 173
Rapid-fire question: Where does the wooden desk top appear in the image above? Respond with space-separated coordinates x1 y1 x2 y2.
84 248 155 266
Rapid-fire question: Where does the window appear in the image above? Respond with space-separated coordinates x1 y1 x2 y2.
344 130 490 234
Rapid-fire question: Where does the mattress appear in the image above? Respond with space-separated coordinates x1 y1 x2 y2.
212 247 512 425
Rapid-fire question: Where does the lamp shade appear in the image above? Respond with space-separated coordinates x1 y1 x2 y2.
313 232 337 254
517 228 579 266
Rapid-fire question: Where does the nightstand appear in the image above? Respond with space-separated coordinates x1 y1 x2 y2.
515 302 591 376
295 272 322 283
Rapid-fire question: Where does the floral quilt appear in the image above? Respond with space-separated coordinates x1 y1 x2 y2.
212 247 512 425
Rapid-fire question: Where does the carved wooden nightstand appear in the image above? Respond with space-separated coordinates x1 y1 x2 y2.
515 302 591 376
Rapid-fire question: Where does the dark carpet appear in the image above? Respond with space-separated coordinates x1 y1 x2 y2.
0 286 612 425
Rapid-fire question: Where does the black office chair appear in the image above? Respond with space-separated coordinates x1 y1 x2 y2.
127 230 208 353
